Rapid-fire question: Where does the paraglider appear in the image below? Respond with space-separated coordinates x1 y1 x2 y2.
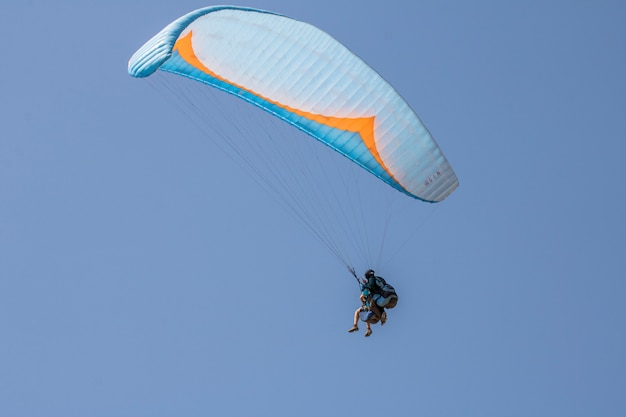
347 269 397 337
128 6 458 334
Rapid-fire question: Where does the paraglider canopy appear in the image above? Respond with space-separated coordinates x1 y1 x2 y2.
128 5 458 203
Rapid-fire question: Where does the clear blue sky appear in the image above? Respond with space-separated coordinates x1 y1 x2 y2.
2 1 625 416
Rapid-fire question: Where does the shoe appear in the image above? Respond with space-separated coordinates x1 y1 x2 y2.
365 328 372 337
348 325 359 333
381 311 387 325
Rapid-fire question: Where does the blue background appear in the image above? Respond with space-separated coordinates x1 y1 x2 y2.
2 1 625 416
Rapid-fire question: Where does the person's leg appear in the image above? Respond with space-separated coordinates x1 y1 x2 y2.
348 307 361 332
380 309 387 325
369 299 383 321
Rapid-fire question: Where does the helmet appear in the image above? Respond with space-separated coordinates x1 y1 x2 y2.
365 269 375 278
